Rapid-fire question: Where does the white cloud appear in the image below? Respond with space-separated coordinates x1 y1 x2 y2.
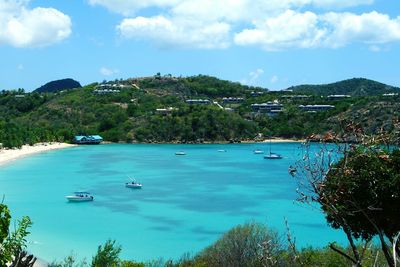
88 0 182 16
100 67 119 76
241 68 264 85
235 10 400 50
311 0 373 9
368 45 380 52
88 0 374 17
322 11 400 47
89 0 400 51
0 0 71 48
235 10 326 50
270 75 279 84
117 16 230 49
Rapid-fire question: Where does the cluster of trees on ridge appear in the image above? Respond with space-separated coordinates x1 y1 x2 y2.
1 128 400 266
0 75 399 148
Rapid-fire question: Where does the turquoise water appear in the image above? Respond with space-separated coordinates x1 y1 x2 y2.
0 143 346 262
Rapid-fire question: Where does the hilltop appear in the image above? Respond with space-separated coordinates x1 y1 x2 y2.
0 75 398 148
34 78 82 93
286 78 400 96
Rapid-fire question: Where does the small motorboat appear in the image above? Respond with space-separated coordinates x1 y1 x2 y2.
125 180 143 189
217 149 227 152
126 176 142 189
264 153 283 159
175 151 186 155
254 149 264 154
66 192 94 202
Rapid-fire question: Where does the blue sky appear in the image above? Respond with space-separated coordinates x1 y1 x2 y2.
1 0 399 91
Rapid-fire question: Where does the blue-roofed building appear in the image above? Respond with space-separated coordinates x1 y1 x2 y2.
73 135 103 144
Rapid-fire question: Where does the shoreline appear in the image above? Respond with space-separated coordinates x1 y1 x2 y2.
0 139 303 167
122 138 305 145
0 143 76 167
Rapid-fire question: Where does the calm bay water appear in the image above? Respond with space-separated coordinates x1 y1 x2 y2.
0 143 346 262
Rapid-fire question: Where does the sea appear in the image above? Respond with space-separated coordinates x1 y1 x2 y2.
0 143 347 262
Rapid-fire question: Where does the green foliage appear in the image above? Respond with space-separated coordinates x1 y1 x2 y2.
0 204 11 244
0 76 398 147
34 78 81 93
91 239 122 267
49 253 88 267
120 261 145 267
0 204 32 267
323 148 400 240
293 244 387 267
196 222 281 267
288 78 400 96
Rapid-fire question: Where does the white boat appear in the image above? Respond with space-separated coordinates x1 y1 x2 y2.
125 181 143 189
65 192 94 202
218 149 226 152
175 151 186 155
126 176 142 189
264 152 283 159
264 139 283 159
254 149 264 154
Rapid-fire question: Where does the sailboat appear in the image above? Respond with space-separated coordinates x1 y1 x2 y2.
264 139 283 159
125 176 143 189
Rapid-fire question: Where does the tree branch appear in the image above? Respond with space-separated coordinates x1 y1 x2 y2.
329 243 357 265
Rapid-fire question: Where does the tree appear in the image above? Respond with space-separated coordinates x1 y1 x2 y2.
0 203 35 267
196 222 281 267
320 147 400 266
91 240 121 267
292 123 400 267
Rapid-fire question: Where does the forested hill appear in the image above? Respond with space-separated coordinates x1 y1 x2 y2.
34 78 81 93
287 78 400 96
0 75 399 148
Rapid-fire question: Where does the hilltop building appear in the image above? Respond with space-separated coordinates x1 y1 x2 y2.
222 97 244 104
250 91 265 97
280 95 311 99
299 105 335 112
155 107 178 115
327 95 351 100
93 83 132 94
251 102 283 116
383 93 399 96
186 99 210 105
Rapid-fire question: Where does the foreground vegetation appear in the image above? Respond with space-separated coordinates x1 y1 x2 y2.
48 223 389 267
0 75 399 148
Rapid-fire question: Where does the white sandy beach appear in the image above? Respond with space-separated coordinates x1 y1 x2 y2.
0 143 76 167
262 138 305 143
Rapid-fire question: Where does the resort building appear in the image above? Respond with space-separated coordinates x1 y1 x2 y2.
327 95 351 100
222 97 244 104
96 84 130 90
250 91 265 97
93 89 120 94
155 107 177 115
299 105 335 112
186 99 210 105
383 93 399 96
93 83 133 94
73 135 103 144
280 95 311 99
251 102 283 116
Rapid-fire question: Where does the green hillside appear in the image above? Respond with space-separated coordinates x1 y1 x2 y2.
34 78 82 93
0 75 399 148
287 78 400 96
